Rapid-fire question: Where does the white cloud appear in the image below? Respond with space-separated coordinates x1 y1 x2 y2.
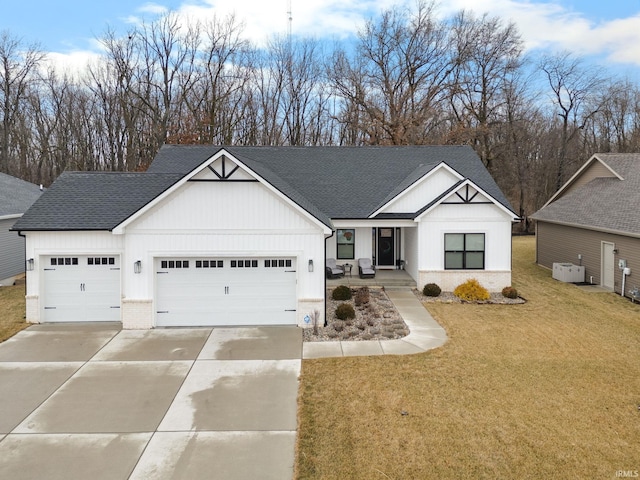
139 2 170 15
436 0 640 66
38 0 640 73
43 50 103 79
173 0 400 45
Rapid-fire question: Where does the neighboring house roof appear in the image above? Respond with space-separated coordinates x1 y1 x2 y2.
13 145 515 232
0 173 42 218
531 153 640 236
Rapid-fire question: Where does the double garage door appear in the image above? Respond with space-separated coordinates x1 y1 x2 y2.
42 255 121 322
155 257 297 327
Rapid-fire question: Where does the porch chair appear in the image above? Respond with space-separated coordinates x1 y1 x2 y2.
325 258 345 279
358 258 376 279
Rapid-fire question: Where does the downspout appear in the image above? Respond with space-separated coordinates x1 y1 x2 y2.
324 230 335 327
18 231 27 299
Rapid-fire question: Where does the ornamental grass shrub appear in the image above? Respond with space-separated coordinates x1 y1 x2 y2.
354 286 371 306
454 278 490 302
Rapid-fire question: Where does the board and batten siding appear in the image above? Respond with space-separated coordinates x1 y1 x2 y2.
379 167 460 214
0 217 25 284
403 225 419 282
128 181 319 232
416 202 513 291
122 177 327 328
536 221 640 297
420 203 513 271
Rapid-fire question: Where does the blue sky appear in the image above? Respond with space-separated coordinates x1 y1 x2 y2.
3 0 640 79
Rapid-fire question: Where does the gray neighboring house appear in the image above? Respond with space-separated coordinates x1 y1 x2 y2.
531 153 640 298
0 173 42 285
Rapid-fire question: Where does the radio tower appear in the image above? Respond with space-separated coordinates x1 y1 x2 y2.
287 0 292 53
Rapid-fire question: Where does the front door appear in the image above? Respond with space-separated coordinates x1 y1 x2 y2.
602 242 615 290
377 228 395 267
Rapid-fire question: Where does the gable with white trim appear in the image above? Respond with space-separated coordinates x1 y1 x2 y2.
375 164 462 215
123 153 326 234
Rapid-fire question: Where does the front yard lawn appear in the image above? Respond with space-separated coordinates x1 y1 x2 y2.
0 278 28 343
296 236 640 479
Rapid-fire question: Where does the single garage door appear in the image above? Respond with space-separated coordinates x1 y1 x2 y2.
42 255 121 322
155 257 297 326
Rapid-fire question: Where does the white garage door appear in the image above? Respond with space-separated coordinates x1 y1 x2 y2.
42 255 121 322
155 257 297 326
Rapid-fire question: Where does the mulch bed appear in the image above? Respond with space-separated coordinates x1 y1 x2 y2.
414 289 526 304
303 286 409 342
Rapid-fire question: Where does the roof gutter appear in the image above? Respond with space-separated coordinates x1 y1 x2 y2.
530 217 640 239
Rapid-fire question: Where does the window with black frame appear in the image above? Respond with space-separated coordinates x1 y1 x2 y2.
337 229 355 259
444 233 485 269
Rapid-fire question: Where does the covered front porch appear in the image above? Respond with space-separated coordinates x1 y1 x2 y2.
326 268 416 288
327 221 417 271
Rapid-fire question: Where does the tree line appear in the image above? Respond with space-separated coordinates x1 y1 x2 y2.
2 2 640 229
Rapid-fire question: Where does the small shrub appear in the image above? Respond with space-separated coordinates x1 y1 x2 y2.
354 286 370 306
332 285 352 301
335 303 356 320
502 286 519 299
453 278 490 302
422 283 442 297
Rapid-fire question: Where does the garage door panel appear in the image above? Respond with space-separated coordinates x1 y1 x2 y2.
156 258 297 327
42 256 121 322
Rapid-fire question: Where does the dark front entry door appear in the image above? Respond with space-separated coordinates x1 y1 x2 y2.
377 228 395 267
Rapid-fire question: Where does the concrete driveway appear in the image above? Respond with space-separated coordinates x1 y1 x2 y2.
0 323 302 480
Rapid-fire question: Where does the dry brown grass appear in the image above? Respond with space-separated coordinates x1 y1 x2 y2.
0 277 28 343
296 236 640 479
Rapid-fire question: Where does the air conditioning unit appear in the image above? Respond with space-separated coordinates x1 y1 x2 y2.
552 263 585 283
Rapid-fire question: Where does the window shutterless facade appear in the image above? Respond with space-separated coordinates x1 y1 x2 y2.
337 229 355 259
444 233 485 269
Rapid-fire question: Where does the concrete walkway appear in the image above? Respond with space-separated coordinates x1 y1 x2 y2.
0 325 301 480
303 288 448 359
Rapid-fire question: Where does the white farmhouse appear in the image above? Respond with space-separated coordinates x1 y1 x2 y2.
12 146 518 328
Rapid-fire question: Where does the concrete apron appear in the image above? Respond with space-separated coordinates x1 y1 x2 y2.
0 324 302 480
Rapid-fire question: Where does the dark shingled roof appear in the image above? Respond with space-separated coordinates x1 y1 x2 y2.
14 145 515 231
12 172 182 231
149 145 515 219
0 173 42 217
531 153 640 236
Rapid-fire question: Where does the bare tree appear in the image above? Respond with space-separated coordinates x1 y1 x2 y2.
329 1 454 145
0 31 45 174
539 52 607 190
448 11 524 170
176 14 254 145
